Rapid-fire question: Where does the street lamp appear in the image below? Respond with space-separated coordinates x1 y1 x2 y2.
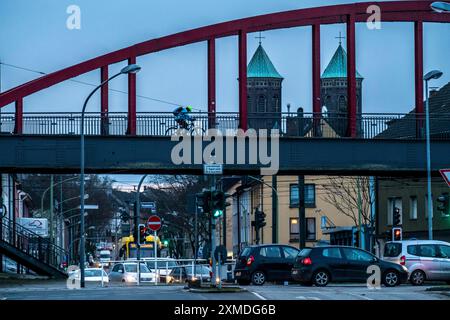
431 2 450 13
423 70 443 240
79 63 141 288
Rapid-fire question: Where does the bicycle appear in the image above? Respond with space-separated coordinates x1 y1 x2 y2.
165 117 206 136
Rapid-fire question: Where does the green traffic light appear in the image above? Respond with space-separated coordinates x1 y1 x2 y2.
213 209 223 218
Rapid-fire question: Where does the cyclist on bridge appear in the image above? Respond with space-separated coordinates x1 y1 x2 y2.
172 105 193 129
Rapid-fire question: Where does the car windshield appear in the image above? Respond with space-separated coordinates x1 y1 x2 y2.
187 266 210 275
155 261 178 268
384 243 402 257
240 247 252 257
85 270 104 277
124 264 150 273
298 248 312 257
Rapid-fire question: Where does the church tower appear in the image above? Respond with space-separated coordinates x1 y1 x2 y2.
321 38 363 136
247 41 283 130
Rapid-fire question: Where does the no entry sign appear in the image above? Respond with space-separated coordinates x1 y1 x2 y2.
147 215 161 231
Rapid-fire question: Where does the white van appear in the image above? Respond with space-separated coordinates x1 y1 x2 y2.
99 250 112 266
383 239 450 285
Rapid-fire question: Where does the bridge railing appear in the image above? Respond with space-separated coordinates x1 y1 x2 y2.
1 112 449 139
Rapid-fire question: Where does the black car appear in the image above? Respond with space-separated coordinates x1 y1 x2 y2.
291 246 409 287
234 244 300 285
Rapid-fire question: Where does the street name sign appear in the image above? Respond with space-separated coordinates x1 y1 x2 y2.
203 164 223 175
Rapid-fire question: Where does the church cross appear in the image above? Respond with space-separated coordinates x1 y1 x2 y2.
335 32 345 45
255 31 265 45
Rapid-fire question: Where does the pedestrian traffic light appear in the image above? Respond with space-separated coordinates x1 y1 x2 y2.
162 239 169 247
392 227 402 241
393 207 401 226
437 193 450 216
138 224 146 244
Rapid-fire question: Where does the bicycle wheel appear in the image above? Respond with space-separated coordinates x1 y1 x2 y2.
165 126 179 136
190 126 206 136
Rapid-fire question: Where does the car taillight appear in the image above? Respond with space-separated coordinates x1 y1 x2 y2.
400 255 406 266
246 255 255 266
302 257 312 265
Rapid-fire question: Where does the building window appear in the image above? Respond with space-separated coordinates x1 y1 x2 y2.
257 95 266 113
273 95 280 113
290 184 316 208
289 217 316 242
410 196 417 220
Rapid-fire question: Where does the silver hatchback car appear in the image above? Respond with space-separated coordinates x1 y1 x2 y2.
383 240 450 285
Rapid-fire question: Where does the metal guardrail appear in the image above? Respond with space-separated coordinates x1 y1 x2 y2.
0 215 68 274
0 112 449 139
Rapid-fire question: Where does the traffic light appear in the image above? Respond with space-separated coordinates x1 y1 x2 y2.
211 191 226 218
393 207 401 226
162 239 169 247
197 191 212 215
392 227 402 241
437 193 450 216
138 224 147 244
352 228 360 248
254 209 266 230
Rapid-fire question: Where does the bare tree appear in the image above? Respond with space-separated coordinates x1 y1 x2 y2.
320 176 375 227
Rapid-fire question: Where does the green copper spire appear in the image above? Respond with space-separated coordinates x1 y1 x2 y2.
247 44 283 79
321 44 363 79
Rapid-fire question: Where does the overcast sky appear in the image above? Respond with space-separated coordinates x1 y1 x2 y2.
1 0 449 185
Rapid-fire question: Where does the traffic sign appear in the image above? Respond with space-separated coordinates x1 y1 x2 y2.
440 169 450 188
203 164 223 175
141 202 156 209
147 215 161 231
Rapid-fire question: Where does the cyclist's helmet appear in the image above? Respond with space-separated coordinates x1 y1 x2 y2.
186 105 193 112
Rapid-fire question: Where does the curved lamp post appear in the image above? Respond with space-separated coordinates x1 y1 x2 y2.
79 63 141 288
423 70 443 240
431 2 450 13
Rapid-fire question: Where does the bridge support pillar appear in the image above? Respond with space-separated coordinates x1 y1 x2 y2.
312 23 321 137
14 99 23 134
414 20 424 138
346 14 357 138
238 30 248 131
208 39 216 129
101 66 109 135
127 56 137 136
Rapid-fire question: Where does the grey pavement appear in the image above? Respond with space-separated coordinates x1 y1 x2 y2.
0 280 449 300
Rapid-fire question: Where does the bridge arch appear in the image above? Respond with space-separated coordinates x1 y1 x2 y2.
0 1 449 135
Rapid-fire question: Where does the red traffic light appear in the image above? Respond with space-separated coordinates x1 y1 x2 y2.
392 227 402 241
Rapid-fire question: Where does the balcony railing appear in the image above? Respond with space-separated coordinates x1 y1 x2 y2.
0 111 449 139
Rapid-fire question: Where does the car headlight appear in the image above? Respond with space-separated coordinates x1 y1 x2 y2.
125 275 137 282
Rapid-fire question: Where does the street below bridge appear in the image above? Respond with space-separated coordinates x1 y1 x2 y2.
0 280 449 300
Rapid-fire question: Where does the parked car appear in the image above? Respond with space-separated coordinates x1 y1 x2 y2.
167 265 212 284
68 268 109 285
234 244 300 285
109 262 155 283
383 240 450 286
291 246 408 287
142 258 179 283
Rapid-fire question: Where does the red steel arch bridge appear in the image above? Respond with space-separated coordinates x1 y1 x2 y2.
0 1 449 175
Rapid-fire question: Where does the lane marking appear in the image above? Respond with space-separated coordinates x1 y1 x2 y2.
295 296 320 300
346 292 374 300
251 291 267 300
